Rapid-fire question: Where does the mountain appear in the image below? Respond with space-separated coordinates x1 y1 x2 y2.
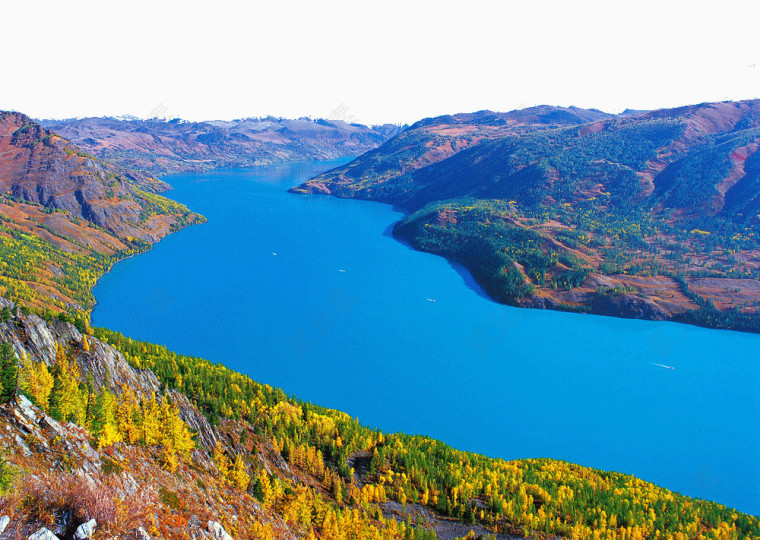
0 112 203 314
40 116 404 178
1 107 758 539
292 101 760 332
0 299 756 540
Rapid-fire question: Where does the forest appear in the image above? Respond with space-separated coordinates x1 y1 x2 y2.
297 105 760 332
88 328 760 540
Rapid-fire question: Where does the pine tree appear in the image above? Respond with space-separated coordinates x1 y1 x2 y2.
48 363 64 421
93 390 121 448
53 352 85 424
256 469 273 505
0 342 17 403
116 387 141 444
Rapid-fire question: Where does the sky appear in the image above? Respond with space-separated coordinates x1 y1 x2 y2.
5 0 759 126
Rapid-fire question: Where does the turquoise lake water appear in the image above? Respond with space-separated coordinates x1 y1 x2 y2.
92 160 760 516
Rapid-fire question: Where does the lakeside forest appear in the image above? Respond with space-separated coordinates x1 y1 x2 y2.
295 101 760 332
0 317 757 539
0 104 758 539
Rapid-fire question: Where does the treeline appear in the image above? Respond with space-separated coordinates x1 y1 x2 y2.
95 328 760 540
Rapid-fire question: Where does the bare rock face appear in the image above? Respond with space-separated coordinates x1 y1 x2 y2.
590 292 671 321
1 394 101 473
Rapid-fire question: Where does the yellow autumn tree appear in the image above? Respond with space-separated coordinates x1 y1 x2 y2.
213 441 231 479
141 394 161 446
95 390 122 449
257 469 273 505
116 387 141 444
18 353 54 410
231 454 250 490
158 395 195 461
51 349 86 424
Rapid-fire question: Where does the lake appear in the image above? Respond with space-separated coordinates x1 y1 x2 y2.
92 160 760 516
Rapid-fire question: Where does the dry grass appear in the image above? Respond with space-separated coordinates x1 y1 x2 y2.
12 471 155 538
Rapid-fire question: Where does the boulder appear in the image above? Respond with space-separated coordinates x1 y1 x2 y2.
73 519 97 539
207 521 233 540
0 515 9 534
28 528 60 540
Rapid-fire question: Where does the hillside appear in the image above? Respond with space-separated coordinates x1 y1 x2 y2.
0 300 756 540
292 101 760 332
0 112 203 315
40 116 403 178
0 107 758 540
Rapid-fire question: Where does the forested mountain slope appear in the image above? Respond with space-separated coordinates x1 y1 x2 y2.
292 101 760 332
40 116 403 178
0 107 757 540
0 299 756 540
0 112 203 315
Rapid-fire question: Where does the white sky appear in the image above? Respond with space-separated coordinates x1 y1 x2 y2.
4 0 759 126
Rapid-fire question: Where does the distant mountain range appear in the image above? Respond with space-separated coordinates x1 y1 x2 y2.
292 100 760 332
40 116 403 179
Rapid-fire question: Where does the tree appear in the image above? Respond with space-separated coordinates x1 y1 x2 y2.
50 348 85 424
213 441 231 479
18 353 54 410
0 342 17 403
158 395 195 462
231 454 250 490
93 390 121 448
255 469 273 505
116 387 141 444
141 395 161 446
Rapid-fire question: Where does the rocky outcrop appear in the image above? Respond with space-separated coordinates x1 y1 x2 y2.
73 519 96 540
0 301 215 450
28 528 59 540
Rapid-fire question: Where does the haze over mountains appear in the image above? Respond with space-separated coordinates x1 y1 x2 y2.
40 116 403 178
293 100 760 331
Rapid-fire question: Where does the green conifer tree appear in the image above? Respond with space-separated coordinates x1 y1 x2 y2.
0 342 18 403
